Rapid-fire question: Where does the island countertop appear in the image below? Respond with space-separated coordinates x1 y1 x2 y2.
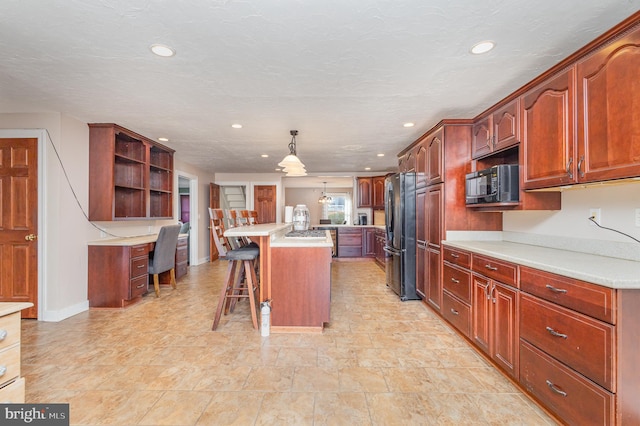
223 223 292 238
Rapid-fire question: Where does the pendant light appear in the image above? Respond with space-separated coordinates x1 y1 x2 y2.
318 182 333 204
278 130 307 176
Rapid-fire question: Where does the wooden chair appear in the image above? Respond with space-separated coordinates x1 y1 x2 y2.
249 210 259 224
239 210 251 226
209 208 233 256
148 224 181 297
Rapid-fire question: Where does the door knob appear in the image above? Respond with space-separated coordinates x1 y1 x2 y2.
25 234 37 241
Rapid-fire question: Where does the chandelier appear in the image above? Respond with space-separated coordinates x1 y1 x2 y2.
318 181 333 204
278 130 307 176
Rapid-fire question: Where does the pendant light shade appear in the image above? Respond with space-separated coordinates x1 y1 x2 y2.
318 182 333 204
278 130 307 176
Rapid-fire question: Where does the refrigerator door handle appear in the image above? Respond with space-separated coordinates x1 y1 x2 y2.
383 246 401 255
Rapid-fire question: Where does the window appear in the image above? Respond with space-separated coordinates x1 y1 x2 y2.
321 193 351 225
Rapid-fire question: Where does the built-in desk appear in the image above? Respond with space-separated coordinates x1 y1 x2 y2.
87 233 188 308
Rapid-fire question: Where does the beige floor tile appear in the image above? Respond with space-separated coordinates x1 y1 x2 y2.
138 390 213 425
339 367 389 392
472 393 557 425
313 392 371 426
291 366 340 392
196 391 264 425
417 392 489 425
366 392 434 425
254 392 315 425
242 366 295 391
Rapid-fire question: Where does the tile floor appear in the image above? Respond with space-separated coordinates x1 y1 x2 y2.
21 260 558 425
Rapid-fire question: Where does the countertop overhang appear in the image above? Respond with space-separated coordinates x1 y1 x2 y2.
443 240 640 289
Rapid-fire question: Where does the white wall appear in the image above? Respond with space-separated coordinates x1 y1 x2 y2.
0 113 217 321
503 182 640 243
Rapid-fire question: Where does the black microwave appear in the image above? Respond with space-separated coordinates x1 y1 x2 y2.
465 164 519 205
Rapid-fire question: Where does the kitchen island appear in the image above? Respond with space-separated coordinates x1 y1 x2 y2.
224 224 333 332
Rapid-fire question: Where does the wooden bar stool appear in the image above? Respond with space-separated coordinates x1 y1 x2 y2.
212 245 260 330
249 210 259 224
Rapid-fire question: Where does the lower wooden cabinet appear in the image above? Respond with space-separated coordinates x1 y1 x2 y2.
175 235 188 279
337 227 363 257
374 229 386 269
442 290 471 338
0 305 32 403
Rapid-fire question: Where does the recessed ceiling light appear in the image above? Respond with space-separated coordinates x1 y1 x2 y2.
261 154 269 158
275 168 281 172
150 44 176 57
471 40 495 55
231 123 242 129
403 122 415 128
364 167 371 171
377 153 384 157
158 137 169 142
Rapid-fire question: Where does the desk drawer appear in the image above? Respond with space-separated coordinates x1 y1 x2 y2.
0 313 20 352
176 248 188 263
472 254 517 286
443 264 471 304
520 266 614 324
130 256 148 278
0 345 20 388
520 293 614 391
131 244 149 257
520 340 614 426
130 275 148 299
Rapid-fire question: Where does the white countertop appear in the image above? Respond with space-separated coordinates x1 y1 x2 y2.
223 223 292 237
443 240 640 289
88 233 188 246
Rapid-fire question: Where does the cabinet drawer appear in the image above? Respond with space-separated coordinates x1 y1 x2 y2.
472 254 517 286
130 256 148 278
338 247 362 257
442 291 471 338
520 293 614 391
520 340 614 426
130 275 148 299
176 262 188 278
130 244 149 257
339 234 362 245
176 248 188 263
520 266 614 324
0 313 20 352
0 345 20 388
443 264 471 304
0 376 25 403
443 246 470 269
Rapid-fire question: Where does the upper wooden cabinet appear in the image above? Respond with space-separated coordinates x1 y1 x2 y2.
356 177 372 208
372 176 386 210
576 25 640 183
522 21 640 190
472 99 520 160
89 123 174 221
412 127 444 188
521 69 576 190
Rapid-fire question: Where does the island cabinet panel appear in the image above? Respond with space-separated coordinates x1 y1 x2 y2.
576 24 640 183
270 247 332 328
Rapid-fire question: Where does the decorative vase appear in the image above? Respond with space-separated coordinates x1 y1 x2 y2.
292 204 310 230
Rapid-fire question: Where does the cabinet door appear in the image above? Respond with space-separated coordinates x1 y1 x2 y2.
405 152 416 173
472 274 491 354
415 145 428 188
427 128 444 185
426 184 442 251
357 178 372 208
416 188 426 244
363 228 376 257
472 116 492 159
521 68 576 189
493 99 520 152
416 244 426 299
426 248 441 311
577 28 640 183
492 282 519 378
372 176 386 209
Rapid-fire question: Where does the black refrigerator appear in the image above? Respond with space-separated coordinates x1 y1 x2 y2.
384 172 418 301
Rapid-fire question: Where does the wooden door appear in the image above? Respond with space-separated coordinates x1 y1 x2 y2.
209 183 220 261
254 185 276 223
0 138 38 318
521 69 576 189
577 27 640 183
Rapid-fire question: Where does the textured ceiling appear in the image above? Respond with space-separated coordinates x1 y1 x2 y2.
0 1 638 175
